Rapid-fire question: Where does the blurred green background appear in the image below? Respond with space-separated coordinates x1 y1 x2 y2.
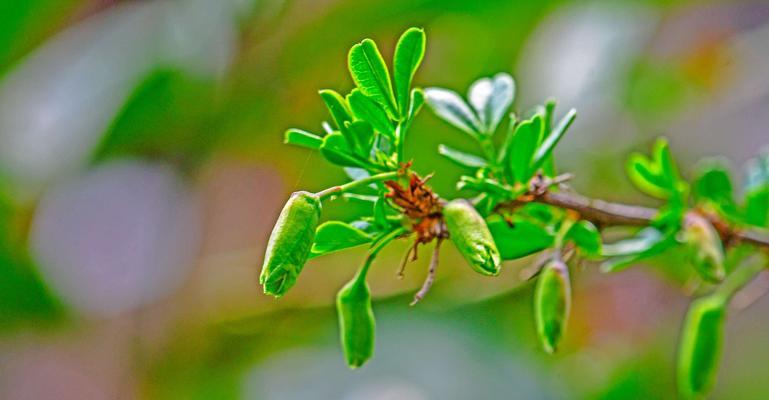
2 0 769 398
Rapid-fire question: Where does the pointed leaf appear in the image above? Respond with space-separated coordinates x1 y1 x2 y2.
284 128 323 150
424 87 482 135
348 39 397 118
319 89 355 146
438 144 487 169
531 108 576 173
468 73 515 134
393 27 425 118
310 221 373 257
347 89 394 139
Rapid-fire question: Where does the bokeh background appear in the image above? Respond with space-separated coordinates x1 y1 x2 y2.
2 0 769 398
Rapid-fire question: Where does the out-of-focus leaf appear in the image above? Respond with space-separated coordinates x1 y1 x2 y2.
284 128 323 150
565 220 601 256
424 87 482 135
0 0 239 195
468 73 515 134
744 187 769 227
393 27 425 118
694 162 733 206
310 221 372 258
601 227 676 273
510 114 543 183
348 89 394 138
531 108 576 173
488 217 554 260
348 39 397 118
438 144 487 169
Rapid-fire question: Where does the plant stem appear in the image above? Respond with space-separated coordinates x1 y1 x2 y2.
713 257 768 303
358 227 409 279
316 171 400 201
497 188 769 248
478 135 498 167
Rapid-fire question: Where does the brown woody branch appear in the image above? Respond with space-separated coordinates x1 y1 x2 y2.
530 190 769 249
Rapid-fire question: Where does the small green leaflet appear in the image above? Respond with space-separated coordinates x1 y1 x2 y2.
438 144 487 169
347 89 395 139
310 221 373 258
284 128 323 150
531 108 576 174
319 89 353 135
393 27 425 119
565 220 601 256
348 39 398 118
487 217 554 260
467 73 515 134
510 114 543 183
320 133 363 168
424 87 482 136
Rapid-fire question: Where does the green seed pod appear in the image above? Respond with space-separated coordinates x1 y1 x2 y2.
336 274 376 369
677 296 726 399
534 259 571 354
260 191 321 297
683 213 725 283
443 199 501 276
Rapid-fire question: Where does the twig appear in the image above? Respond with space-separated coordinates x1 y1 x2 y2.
530 190 769 248
411 238 443 306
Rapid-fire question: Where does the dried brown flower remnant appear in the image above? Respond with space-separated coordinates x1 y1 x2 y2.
384 172 446 245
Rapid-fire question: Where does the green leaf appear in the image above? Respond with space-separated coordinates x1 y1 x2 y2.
677 296 726 399
320 133 364 168
565 220 601 256
310 221 372 257
345 120 375 156
284 128 323 150
600 227 676 273
348 39 397 118
319 89 354 145
627 154 668 198
424 87 482 135
694 161 733 206
467 73 515 134
407 88 425 122
510 114 543 183
744 187 769 227
531 108 576 173
393 27 425 118
487 217 554 260
347 89 394 139
373 195 389 229
437 144 487 169
535 259 571 354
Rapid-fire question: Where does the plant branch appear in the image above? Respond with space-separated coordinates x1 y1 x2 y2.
316 171 401 201
529 189 769 248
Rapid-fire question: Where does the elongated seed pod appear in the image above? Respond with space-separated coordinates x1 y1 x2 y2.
260 191 321 297
677 296 726 399
534 259 571 354
443 199 501 276
336 274 375 368
683 213 725 283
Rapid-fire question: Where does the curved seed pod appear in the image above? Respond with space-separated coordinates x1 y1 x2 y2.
443 199 501 276
683 213 725 283
677 296 726 399
534 259 571 354
260 191 321 297
336 273 376 368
